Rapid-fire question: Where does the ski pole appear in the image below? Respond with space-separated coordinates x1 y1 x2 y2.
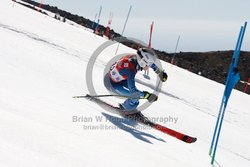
72 94 139 99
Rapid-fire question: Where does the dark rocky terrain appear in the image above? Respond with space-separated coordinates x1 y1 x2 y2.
19 0 250 94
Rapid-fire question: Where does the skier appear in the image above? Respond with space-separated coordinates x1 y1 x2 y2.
104 48 168 112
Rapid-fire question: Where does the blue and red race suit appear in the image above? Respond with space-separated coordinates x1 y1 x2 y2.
104 54 159 111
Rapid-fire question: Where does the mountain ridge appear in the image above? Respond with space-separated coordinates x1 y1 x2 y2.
19 0 250 94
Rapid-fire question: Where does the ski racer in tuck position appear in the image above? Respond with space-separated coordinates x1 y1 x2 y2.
104 48 168 112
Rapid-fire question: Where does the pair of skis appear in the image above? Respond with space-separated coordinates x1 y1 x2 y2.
73 94 197 144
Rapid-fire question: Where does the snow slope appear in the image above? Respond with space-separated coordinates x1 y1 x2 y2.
0 1 250 166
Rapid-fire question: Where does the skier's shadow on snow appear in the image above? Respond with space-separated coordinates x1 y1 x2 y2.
102 112 165 144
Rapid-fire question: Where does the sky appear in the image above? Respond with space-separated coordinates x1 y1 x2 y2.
39 0 250 52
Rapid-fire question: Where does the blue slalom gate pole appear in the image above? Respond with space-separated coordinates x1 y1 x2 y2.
94 6 102 33
209 96 225 156
209 22 247 165
91 13 97 29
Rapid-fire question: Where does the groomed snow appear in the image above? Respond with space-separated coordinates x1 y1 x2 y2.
0 1 250 166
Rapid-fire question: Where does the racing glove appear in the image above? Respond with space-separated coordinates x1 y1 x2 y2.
143 91 158 102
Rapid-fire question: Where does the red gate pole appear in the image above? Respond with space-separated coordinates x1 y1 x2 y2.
38 0 43 12
148 21 154 48
243 78 250 93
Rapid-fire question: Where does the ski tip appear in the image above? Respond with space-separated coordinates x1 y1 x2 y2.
72 96 84 98
183 135 197 143
72 95 90 99
191 137 197 143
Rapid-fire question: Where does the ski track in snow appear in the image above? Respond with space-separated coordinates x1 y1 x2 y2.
136 77 244 126
0 23 64 49
0 22 107 68
136 78 218 117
